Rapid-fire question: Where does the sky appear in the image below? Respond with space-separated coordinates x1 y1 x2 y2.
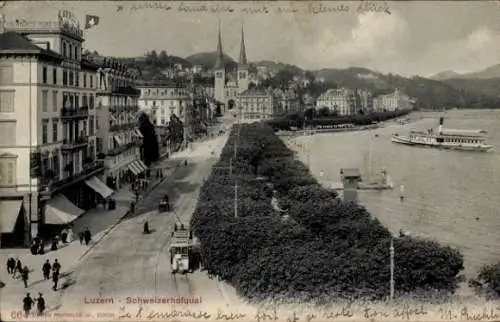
2 1 500 77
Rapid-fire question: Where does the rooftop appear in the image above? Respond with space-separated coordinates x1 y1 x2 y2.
0 32 64 61
240 88 274 97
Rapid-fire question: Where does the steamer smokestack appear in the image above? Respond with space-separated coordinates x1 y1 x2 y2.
439 117 444 134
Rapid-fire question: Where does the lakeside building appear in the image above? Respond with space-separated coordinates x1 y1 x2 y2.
273 88 301 115
0 12 117 247
212 24 249 113
237 88 278 120
92 56 145 190
316 88 356 116
357 89 374 114
373 88 413 112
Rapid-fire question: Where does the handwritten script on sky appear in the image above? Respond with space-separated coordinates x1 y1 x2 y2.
116 1 392 15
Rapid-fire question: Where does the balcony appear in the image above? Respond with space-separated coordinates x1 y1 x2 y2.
38 160 104 195
109 123 135 132
60 107 89 120
106 141 137 157
61 136 89 150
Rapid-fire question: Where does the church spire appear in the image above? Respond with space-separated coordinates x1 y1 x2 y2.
214 20 224 70
239 23 248 65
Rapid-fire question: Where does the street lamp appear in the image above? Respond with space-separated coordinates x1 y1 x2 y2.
390 237 395 301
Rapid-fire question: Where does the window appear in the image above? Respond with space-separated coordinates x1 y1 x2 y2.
0 65 13 83
75 72 79 87
63 71 68 85
42 67 47 83
0 121 16 145
89 95 94 109
89 75 93 88
69 44 73 59
41 90 48 112
69 71 74 86
52 91 58 112
0 158 17 186
52 120 58 142
0 90 15 112
82 95 88 108
74 47 78 61
42 120 49 144
89 116 94 135
63 42 67 57
52 68 57 85
96 117 100 130
83 73 87 87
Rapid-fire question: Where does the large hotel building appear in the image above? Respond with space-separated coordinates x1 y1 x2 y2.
0 12 144 247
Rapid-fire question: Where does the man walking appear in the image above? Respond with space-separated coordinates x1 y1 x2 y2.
52 259 61 272
42 260 51 280
52 268 60 291
84 228 91 245
21 266 29 288
6 257 15 274
36 293 45 315
78 230 84 245
23 293 34 317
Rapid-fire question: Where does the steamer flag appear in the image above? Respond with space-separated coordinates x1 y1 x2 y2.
84 15 100 29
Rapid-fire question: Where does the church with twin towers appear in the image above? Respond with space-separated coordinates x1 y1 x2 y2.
213 23 249 110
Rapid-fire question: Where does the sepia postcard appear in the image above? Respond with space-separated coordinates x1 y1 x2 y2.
0 0 500 321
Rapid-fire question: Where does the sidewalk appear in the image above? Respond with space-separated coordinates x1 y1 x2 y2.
0 156 186 313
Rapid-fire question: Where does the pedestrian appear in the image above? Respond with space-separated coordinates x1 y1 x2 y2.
66 227 74 243
21 266 29 288
50 236 58 251
84 228 91 245
52 259 61 272
36 293 45 315
143 221 150 234
38 240 45 255
78 231 84 245
42 260 51 280
23 293 34 318
60 228 68 243
15 258 23 278
6 257 14 274
52 268 59 291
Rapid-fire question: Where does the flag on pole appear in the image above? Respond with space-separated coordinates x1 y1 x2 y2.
84 15 100 29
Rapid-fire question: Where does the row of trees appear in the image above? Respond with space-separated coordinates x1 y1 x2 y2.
191 122 464 302
266 110 409 130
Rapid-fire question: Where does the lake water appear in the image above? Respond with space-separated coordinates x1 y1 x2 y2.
287 109 500 278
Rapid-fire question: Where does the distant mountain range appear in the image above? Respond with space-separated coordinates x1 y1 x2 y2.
430 64 500 80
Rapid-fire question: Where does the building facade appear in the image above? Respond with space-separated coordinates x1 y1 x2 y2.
213 25 249 112
316 88 356 116
138 79 211 154
357 90 373 114
0 13 115 247
274 88 301 115
373 88 413 112
237 88 278 120
93 57 146 190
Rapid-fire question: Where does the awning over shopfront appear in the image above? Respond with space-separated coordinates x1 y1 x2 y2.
134 128 143 138
128 160 147 176
45 194 85 225
85 176 114 199
0 200 23 233
113 136 123 146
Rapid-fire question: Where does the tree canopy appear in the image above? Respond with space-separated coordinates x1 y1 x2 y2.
138 112 159 166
